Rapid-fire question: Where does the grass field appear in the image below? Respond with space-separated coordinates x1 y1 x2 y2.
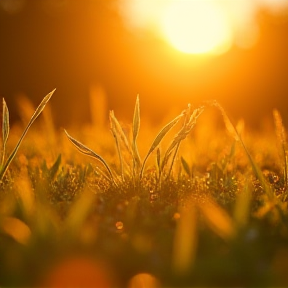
0 90 288 287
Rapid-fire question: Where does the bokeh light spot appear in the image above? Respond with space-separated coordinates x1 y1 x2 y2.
40 257 113 288
128 273 160 288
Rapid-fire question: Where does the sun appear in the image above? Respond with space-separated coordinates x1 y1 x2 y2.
161 1 233 55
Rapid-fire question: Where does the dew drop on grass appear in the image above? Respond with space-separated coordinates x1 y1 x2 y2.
115 221 124 230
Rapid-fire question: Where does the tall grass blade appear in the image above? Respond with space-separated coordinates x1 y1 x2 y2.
65 189 97 236
273 109 288 188
233 180 252 229
156 148 161 171
110 111 132 155
110 110 134 179
14 169 35 219
0 89 55 181
172 204 198 275
64 130 115 185
210 100 239 141
110 111 125 181
132 95 141 173
140 112 184 179
167 142 181 179
211 100 273 198
199 196 235 240
1 98 9 167
161 105 204 177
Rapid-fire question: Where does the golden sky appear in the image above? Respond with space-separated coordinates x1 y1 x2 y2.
1 0 288 128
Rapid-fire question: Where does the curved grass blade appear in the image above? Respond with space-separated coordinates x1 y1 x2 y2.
110 111 132 154
0 89 55 181
1 98 9 167
132 95 141 173
161 106 204 177
273 109 288 188
109 110 133 180
199 196 235 240
110 111 124 181
140 112 184 179
209 100 239 141
64 129 115 185
1 216 31 245
211 100 272 198
156 148 161 172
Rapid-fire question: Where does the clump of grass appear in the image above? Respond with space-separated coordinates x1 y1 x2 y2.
65 97 204 190
0 89 55 182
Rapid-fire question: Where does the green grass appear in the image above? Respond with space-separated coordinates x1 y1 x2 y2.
0 90 288 287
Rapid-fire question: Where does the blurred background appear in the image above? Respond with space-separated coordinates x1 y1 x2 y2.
1 0 288 129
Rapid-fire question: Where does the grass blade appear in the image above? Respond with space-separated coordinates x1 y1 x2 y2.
273 109 288 188
211 100 273 198
110 111 125 181
1 216 31 245
172 204 198 275
49 154 62 180
2 98 9 148
199 196 235 240
140 112 184 179
181 156 191 178
210 100 239 141
161 105 204 177
156 148 161 172
1 98 9 167
132 95 141 173
233 180 252 229
110 111 132 155
64 129 115 185
0 89 55 181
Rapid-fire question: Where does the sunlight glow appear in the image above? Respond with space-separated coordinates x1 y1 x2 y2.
118 0 288 55
161 1 233 55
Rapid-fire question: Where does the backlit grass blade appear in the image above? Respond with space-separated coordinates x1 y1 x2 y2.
64 129 115 185
172 203 198 275
233 180 252 229
0 89 55 181
1 98 9 167
110 111 132 155
140 112 184 179
273 109 288 188
199 196 235 240
156 148 161 172
211 100 272 198
1 216 31 245
132 95 141 173
210 100 239 141
65 188 97 235
110 111 125 181
161 105 204 177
